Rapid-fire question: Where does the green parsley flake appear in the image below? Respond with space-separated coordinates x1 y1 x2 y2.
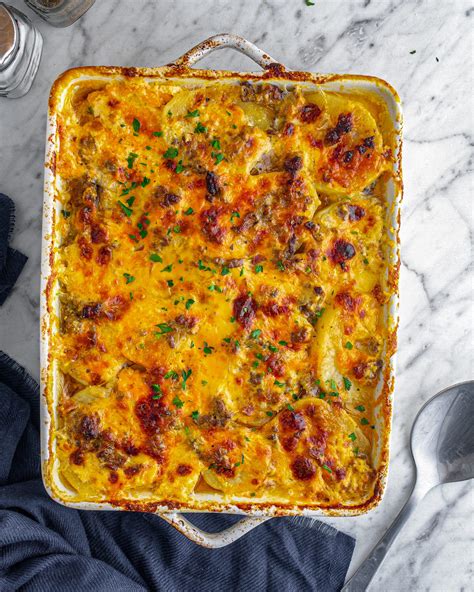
132 118 140 133
161 264 173 272
61 209 70 218
123 273 135 284
203 342 214 355
155 323 173 335
152 131 163 137
191 410 200 421
250 329 261 339
164 370 178 379
345 341 353 350
277 260 285 271
126 152 138 169
355 405 366 412
266 411 274 417
186 110 199 118
194 122 207 134
278 340 288 346
163 147 178 159
221 267 230 276
348 432 357 441
181 369 192 390
343 376 352 391
150 253 162 263
254 264 263 273
361 417 370 425
322 464 332 473
274 380 285 387
185 298 195 310
172 396 184 409
184 207 194 215
117 200 133 217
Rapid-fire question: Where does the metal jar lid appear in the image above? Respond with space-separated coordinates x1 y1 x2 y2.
0 2 18 70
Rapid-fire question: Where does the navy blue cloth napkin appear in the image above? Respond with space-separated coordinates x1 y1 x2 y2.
0 352 355 591
0 194 28 305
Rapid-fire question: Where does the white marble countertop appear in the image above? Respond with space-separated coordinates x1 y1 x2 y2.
0 0 472 589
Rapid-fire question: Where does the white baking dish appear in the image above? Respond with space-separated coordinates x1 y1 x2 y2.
40 34 402 548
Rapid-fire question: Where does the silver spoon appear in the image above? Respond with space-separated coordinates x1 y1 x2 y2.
342 380 474 591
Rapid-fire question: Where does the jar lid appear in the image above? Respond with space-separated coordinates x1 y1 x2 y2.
0 3 18 70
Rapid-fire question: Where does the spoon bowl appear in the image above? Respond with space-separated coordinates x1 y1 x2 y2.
343 380 474 591
411 381 474 491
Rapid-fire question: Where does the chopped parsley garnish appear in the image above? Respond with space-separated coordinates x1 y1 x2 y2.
278 340 288 346
126 196 135 207
254 264 263 273
152 384 161 394
172 396 184 408
348 433 357 441
194 122 207 134
117 200 133 217
181 368 192 390
221 267 230 276
211 151 224 165
150 253 162 263
141 176 150 188
173 225 181 233
277 260 285 271
155 323 173 335
322 464 332 473
287 404 295 411
363 257 369 265
355 405 366 412
123 273 135 284
167 279 174 287
268 344 278 353
161 264 173 272
61 209 70 218
203 342 214 355
305 0 315 5
274 380 285 387
201 380 208 386
208 284 222 293
185 298 195 310
343 376 352 391
132 118 140 133
409 49 416 54
198 259 213 271
344 341 353 350
361 417 370 425
183 207 194 215
163 147 178 159
164 370 178 379
186 110 200 118
210 138 221 150
152 131 163 137
250 329 261 339
191 410 200 421
230 211 240 223
152 393 162 400
126 152 138 168
175 160 185 174
266 411 274 417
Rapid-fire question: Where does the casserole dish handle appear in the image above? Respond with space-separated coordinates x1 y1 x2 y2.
161 512 270 549
167 33 286 72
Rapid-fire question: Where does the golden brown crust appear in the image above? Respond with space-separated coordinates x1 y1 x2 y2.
43 70 401 514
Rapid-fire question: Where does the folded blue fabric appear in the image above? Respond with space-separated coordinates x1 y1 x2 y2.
0 194 28 306
0 351 355 591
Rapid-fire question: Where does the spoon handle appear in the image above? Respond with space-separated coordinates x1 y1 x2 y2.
342 485 425 591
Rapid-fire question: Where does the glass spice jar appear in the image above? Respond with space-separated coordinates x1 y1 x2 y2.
0 2 42 99
24 0 95 28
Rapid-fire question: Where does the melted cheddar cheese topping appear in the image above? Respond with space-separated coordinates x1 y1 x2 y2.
49 75 395 510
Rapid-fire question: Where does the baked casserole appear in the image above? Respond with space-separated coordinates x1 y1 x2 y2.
44 71 399 513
